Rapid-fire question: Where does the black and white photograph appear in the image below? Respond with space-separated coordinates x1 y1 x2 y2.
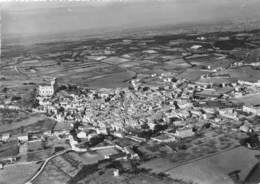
1 0 260 184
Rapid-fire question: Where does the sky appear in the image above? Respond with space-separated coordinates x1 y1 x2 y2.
2 0 260 40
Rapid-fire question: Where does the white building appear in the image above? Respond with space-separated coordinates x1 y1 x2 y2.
238 80 260 87
113 169 120 177
1 133 10 142
38 85 54 97
177 100 193 109
38 78 56 97
190 45 202 50
77 131 87 139
18 135 28 142
218 108 239 121
243 105 260 116
174 129 194 138
151 134 176 143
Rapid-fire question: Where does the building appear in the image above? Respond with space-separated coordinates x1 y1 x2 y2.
190 45 202 50
38 78 56 97
240 124 251 133
238 80 260 87
113 169 120 177
174 129 194 138
18 135 28 142
151 134 176 143
243 105 260 116
0 162 3 169
218 108 239 121
38 85 54 97
1 133 10 142
177 100 193 109
77 131 87 139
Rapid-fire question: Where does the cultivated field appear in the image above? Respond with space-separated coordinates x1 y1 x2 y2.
232 93 260 106
141 147 260 184
0 163 41 184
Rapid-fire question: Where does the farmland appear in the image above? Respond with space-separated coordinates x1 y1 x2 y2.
2 29 260 106
141 147 260 184
0 113 56 135
0 163 41 184
232 93 260 106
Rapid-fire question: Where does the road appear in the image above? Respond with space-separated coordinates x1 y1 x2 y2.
24 144 121 184
24 149 72 184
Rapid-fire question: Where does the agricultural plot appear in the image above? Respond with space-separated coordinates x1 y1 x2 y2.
0 109 30 127
163 58 191 70
0 113 47 133
0 163 41 184
186 55 232 69
0 115 56 135
0 141 19 159
232 93 260 106
34 160 72 184
102 57 130 65
141 147 260 184
217 66 260 82
165 147 260 184
177 69 211 81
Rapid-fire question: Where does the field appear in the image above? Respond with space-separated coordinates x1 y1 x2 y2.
2 30 260 111
139 128 240 167
0 113 56 135
217 66 260 83
0 141 19 159
78 148 119 164
141 147 260 184
0 109 30 127
185 54 232 69
232 93 260 106
165 147 260 184
68 160 191 184
34 160 71 184
34 151 103 184
177 69 211 81
0 163 41 184
72 168 186 184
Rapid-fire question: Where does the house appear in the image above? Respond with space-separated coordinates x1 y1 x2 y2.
18 135 28 142
113 169 120 177
174 129 194 138
177 100 193 109
190 109 202 117
151 134 176 143
96 128 108 135
240 124 251 133
113 132 124 138
238 80 260 87
218 108 239 121
77 131 87 139
0 162 3 169
243 105 260 116
173 121 186 127
190 45 202 50
1 133 10 142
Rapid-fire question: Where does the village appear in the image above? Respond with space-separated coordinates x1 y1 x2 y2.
1 29 260 184
2 66 260 171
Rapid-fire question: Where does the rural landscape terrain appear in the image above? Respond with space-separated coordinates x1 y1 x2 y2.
1 17 260 184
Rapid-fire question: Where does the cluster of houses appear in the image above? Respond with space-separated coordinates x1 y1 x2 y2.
33 71 260 148
1 70 260 169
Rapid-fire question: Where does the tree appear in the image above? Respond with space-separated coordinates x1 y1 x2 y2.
2 87 8 93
